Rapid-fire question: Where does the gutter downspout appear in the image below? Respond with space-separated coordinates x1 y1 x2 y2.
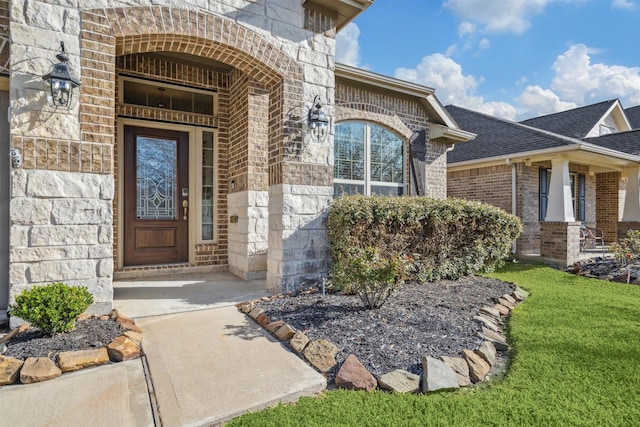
508 159 517 255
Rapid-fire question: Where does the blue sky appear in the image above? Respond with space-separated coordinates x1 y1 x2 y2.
336 0 640 121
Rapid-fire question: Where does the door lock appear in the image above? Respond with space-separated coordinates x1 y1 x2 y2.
182 200 188 220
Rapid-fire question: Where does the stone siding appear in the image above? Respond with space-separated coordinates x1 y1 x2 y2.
9 170 113 314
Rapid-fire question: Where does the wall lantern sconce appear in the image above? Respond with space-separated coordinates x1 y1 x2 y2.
42 41 81 109
307 95 330 143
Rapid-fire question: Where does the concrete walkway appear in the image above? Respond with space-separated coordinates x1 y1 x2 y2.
0 272 327 426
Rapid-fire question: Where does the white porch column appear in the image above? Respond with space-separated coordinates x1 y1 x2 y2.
545 158 575 222
622 168 640 221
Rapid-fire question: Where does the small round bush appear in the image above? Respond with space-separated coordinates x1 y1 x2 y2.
9 282 94 335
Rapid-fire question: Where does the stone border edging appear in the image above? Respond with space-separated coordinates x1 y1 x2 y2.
237 285 529 393
0 309 143 386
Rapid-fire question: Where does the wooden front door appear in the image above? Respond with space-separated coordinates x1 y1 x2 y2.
124 126 189 266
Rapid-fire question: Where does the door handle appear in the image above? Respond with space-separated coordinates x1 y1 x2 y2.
182 200 188 220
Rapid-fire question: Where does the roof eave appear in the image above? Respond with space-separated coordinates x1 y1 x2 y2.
303 0 374 31
448 143 640 170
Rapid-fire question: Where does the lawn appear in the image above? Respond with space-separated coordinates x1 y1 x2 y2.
228 263 640 426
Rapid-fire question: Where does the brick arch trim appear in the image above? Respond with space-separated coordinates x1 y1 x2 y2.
80 6 304 147
334 104 414 141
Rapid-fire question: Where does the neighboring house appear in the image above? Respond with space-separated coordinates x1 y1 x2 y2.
0 0 474 324
447 99 640 266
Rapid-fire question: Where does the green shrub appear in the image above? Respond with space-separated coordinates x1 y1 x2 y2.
327 195 522 289
9 282 94 334
331 246 408 309
611 229 640 265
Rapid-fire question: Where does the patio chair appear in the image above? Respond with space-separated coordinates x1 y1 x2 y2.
580 223 605 255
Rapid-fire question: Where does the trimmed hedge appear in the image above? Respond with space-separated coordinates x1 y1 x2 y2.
328 195 522 289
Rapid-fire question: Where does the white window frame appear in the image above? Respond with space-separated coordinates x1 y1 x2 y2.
334 121 406 196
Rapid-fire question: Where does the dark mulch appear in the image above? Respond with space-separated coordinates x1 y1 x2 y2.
255 275 514 379
2 319 124 362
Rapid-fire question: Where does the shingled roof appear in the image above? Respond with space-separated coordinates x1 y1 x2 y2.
445 105 580 164
519 99 617 139
626 105 640 129
584 129 640 156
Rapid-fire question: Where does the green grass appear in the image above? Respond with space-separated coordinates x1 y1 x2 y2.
228 263 640 426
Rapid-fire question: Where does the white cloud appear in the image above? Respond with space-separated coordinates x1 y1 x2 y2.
336 23 361 66
517 85 577 118
458 21 476 37
444 44 458 57
478 38 491 50
612 0 636 9
550 44 640 105
394 53 517 120
443 0 582 34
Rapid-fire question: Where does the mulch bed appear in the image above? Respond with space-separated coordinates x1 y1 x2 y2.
255 275 514 379
2 318 124 362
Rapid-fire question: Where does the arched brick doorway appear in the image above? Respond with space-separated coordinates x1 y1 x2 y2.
80 6 306 286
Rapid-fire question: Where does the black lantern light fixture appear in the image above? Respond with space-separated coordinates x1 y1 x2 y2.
307 95 330 142
42 41 81 109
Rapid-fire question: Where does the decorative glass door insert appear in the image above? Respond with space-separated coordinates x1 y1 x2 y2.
136 137 177 220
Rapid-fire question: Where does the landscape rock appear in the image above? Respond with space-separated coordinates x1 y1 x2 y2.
501 294 517 305
440 355 471 387
107 336 141 362
478 328 508 351
289 331 309 353
493 304 510 316
463 350 490 383
473 315 499 332
0 355 24 385
477 341 497 367
255 313 271 328
116 319 143 333
274 323 296 341
265 320 284 333
498 297 516 310
123 330 143 346
248 307 264 320
20 357 62 384
613 272 630 283
57 348 109 372
513 287 530 301
421 355 459 392
0 324 31 345
378 369 420 393
480 306 501 320
303 339 339 373
335 354 377 391
238 303 253 314
599 275 614 281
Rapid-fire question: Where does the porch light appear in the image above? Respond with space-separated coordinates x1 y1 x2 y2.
307 95 330 143
42 41 81 109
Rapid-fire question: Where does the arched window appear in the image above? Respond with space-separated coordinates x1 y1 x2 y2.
333 122 405 197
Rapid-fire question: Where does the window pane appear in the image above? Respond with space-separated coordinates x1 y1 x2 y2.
369 124 404 184
201 131 215 240
371 185 404 197
333 183 364 198
334 123 365 181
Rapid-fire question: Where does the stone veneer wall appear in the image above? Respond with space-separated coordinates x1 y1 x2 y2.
9 171 113 314
335 82 451 199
